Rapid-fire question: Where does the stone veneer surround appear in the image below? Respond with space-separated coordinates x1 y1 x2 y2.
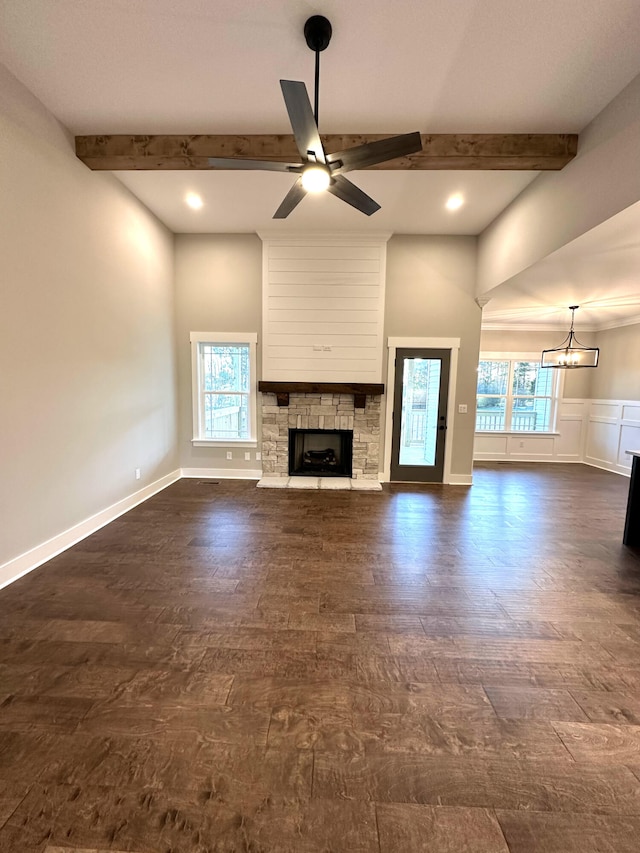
261 393 381 479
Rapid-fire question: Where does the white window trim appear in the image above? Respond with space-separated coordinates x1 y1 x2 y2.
190 331 258 447
476 352 563 435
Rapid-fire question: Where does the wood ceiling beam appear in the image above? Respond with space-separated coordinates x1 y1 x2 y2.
75 133 578 171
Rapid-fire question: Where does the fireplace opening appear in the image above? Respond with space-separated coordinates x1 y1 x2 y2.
289 428 353 477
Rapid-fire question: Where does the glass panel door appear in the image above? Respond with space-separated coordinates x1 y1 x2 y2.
390 349 450 482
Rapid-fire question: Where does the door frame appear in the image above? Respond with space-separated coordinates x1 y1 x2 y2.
383 337 460 484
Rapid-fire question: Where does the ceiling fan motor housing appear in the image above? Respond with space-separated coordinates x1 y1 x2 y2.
304 16 332 52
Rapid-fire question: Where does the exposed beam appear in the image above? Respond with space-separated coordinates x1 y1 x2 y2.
75 133 578 171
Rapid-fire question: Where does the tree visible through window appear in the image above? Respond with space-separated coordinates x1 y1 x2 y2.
190 332 257 444
201 344 250 440
476 359 556 432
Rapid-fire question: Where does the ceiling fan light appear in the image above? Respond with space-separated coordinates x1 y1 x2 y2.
301 165 330 193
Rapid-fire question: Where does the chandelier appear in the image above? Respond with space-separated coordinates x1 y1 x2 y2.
541 305 599 369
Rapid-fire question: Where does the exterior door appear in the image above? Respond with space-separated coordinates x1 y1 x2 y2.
390 348 450 482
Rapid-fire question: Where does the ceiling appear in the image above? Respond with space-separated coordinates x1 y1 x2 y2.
2 0 640 325
482 198 640 331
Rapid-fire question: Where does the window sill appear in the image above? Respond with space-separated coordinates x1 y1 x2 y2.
475 430 561 436
192 439 258 448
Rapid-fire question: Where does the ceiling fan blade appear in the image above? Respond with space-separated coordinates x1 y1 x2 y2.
327 174 381 216
209 157 302 172
273 177 307 219
327 131 422 173
280 80 326 163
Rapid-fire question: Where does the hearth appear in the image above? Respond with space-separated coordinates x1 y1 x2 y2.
289 428 353 477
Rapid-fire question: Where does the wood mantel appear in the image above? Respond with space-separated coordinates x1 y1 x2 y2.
258 381 384 409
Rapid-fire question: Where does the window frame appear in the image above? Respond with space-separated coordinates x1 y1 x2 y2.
475 351 563 435
190 331 258 447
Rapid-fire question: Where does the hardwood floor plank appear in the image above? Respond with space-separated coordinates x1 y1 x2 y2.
76 702 270 743
313 752 640 813
552 721 640 762
0 780 27 832
484 686 589 721
271 711 570 760
0 695 93 733
435 658 637 690
40 738 312 795
377 803 509 852
420 615 561 640
569 689 640 724
496 810 640 853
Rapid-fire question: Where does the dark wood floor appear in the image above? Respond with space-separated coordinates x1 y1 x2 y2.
1 463 640 852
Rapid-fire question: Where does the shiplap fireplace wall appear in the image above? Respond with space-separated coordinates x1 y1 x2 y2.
258 233 389 478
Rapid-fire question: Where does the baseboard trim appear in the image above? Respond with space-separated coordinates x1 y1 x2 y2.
448 474 473 485
181 467 263 480
0 469 181 591
584 458 631 478
474 455 584 464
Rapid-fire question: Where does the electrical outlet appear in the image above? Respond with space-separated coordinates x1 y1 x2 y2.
135 468 141 480
226 451 233 460
244 451 251 461
458 404 468 414
519 441 525 448
323 345 332 351
256 451 262 461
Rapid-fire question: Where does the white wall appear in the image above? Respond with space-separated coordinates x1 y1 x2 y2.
174 234 262 475
385 236 480 481
477 71 640 296
0 63 178 575
591 322 640 401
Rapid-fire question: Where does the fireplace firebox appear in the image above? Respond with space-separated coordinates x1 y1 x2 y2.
288 428 353 477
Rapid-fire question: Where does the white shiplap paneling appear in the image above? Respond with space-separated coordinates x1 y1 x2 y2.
260 234 390 382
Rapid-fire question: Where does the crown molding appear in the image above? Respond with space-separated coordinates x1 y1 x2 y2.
595 313 640 331
256 231 392 244
481 322 598 332
483 314 640 332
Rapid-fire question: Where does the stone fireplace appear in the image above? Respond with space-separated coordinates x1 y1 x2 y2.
259 385 382 479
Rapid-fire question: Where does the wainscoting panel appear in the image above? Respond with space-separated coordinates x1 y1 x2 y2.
553 417 585 460
474 400 587 464
584 399 640 475
260 233 389 383
586 419 619 470
619 425 640 467
474 398 639 476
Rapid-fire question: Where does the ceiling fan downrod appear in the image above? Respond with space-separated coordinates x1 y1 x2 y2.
304 15 332 126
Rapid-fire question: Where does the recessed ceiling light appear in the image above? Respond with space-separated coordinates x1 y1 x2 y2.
446 194 464 211
185 192 204 210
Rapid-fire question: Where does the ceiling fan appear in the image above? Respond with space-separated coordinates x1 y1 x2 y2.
208 15 423 218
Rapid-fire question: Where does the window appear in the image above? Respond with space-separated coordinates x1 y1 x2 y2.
190 332 258 446
476 356 558 432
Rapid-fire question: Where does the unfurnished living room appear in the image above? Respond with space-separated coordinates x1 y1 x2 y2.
2 2 640 852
